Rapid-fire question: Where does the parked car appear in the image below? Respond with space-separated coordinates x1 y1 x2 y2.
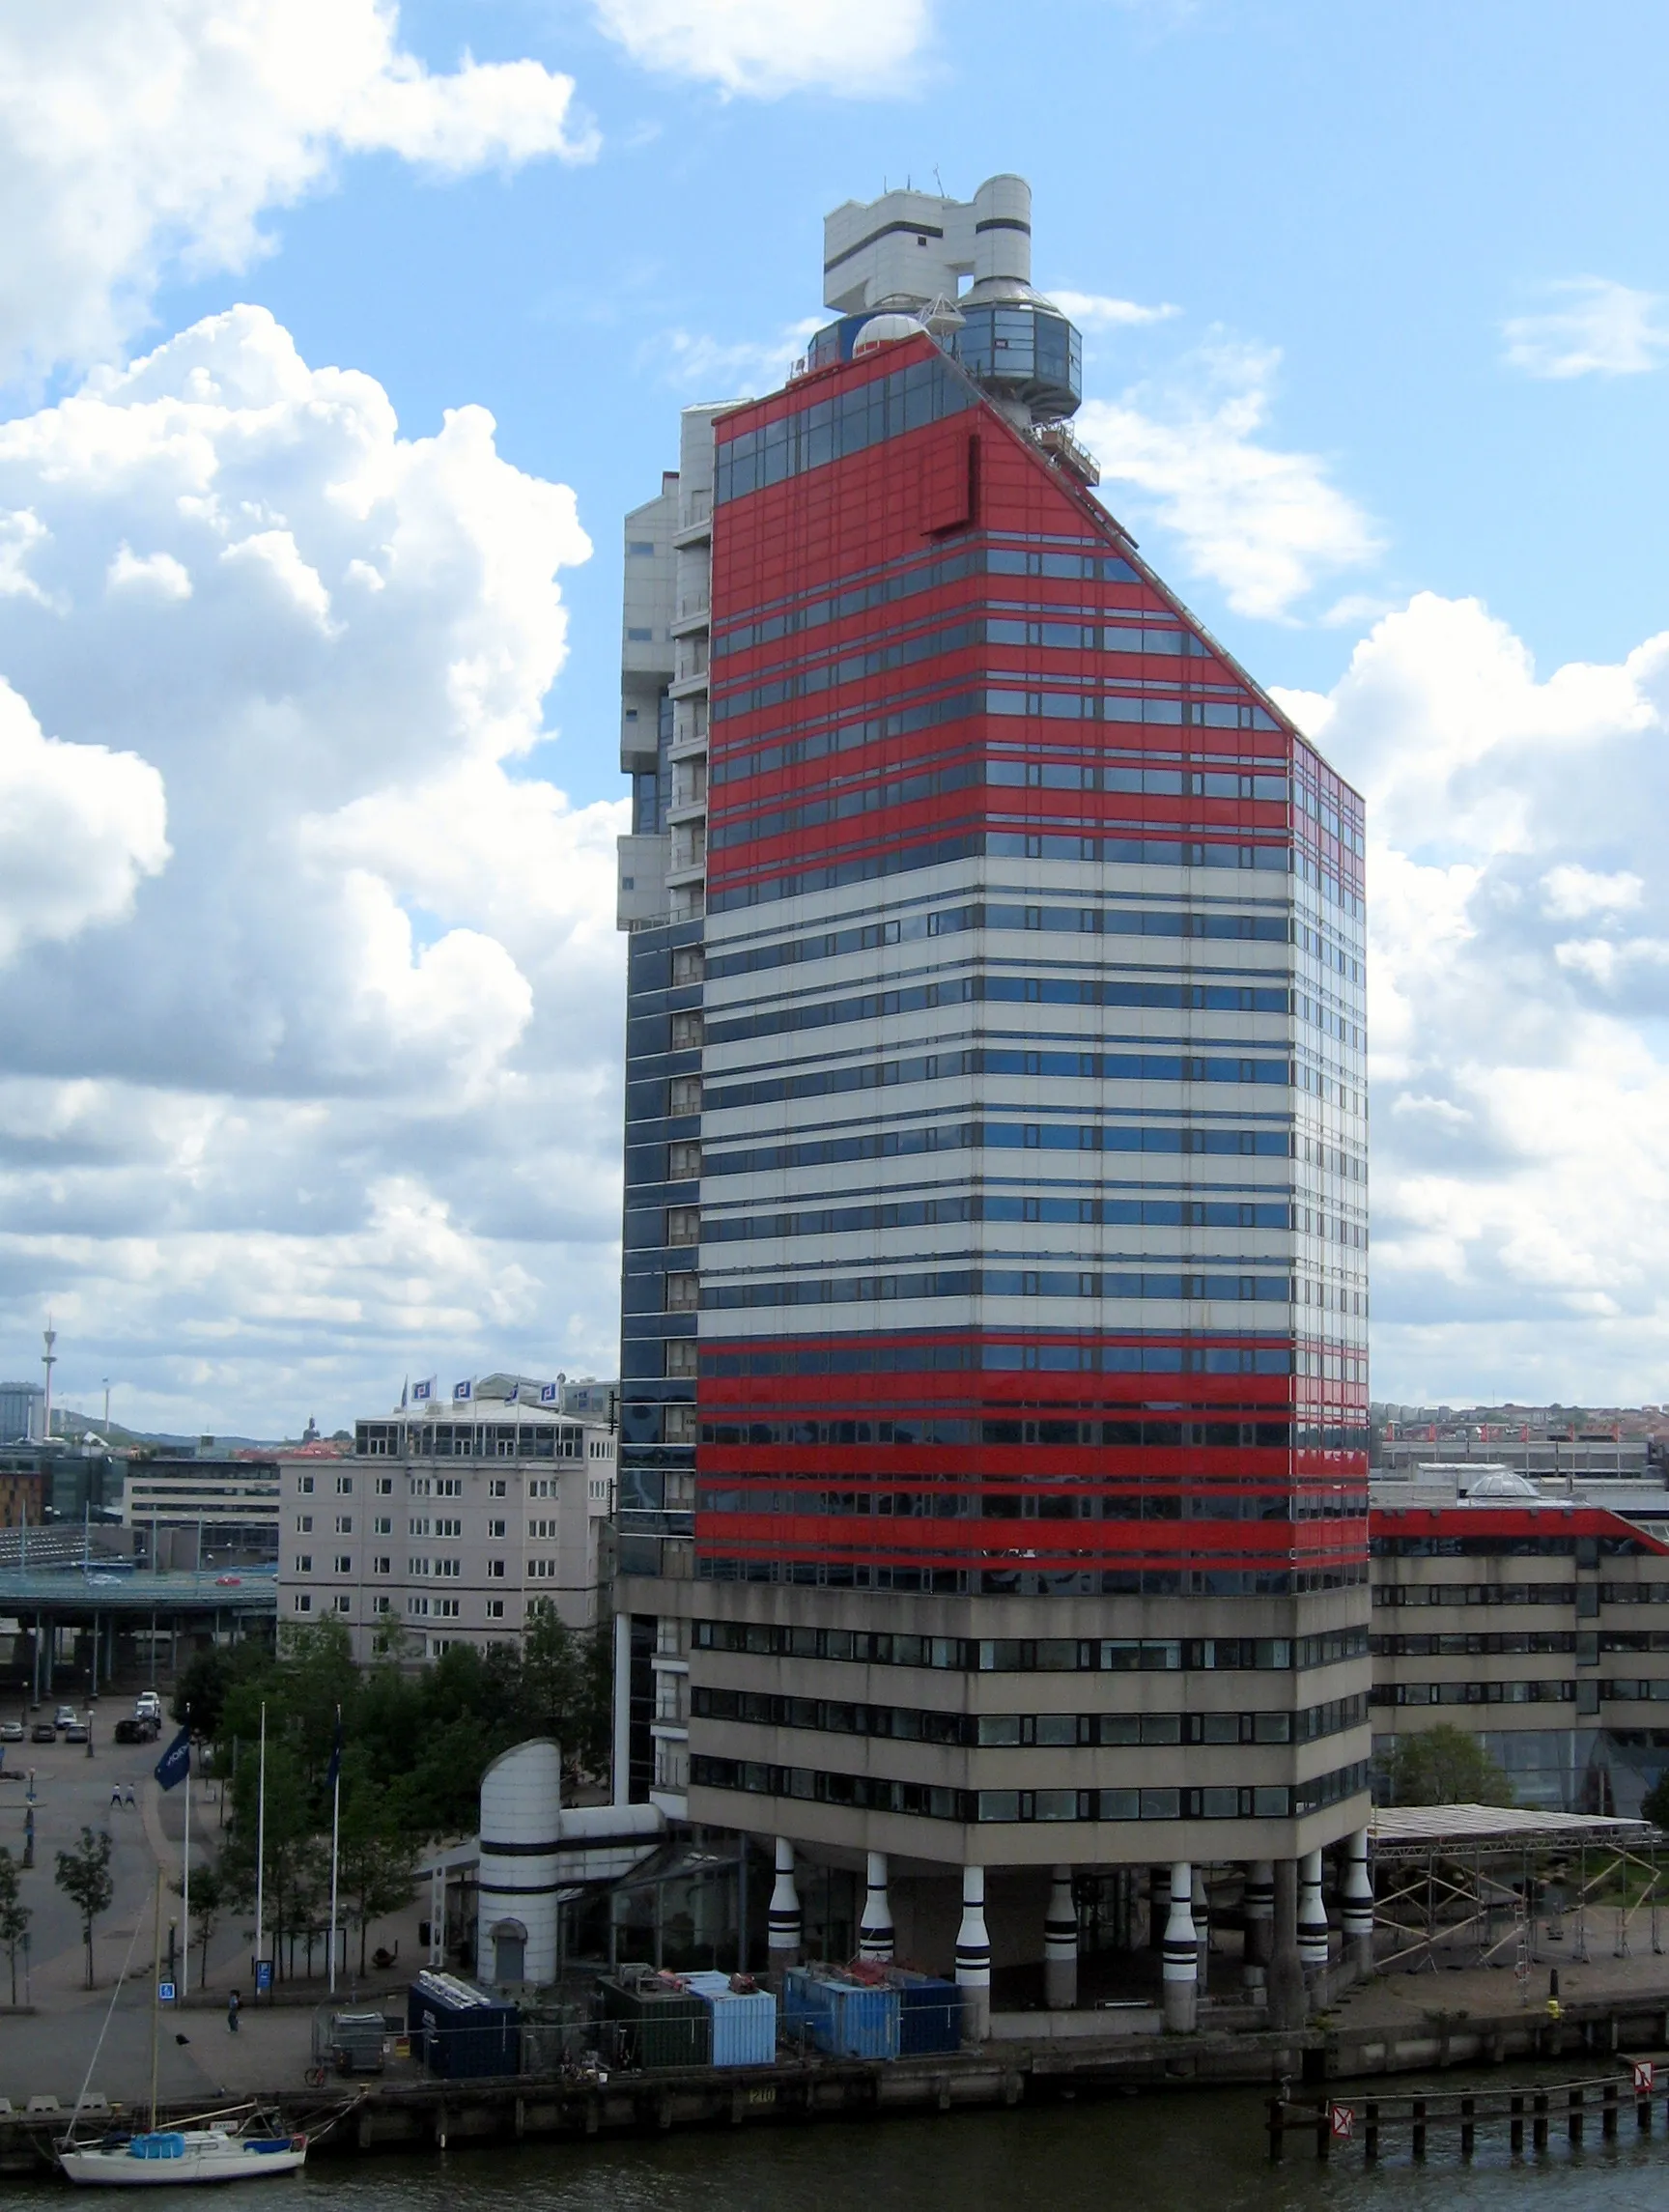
53 1705 76 1731
63 1720 89 1744
30 1720 56 1744
0 1719 22 1744
114 1715 159 1744
134 1690 163 1721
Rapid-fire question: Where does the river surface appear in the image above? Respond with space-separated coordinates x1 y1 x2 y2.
53 2086 1669 2212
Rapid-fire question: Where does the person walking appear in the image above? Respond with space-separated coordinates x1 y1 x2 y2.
109 1781 123 1808
227 1990 240 2034
124 1782 135 1808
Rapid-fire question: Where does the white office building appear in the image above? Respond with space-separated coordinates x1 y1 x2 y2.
278 1393 617 1663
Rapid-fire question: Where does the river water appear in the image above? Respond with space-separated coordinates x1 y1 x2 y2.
54 2087 1669 2211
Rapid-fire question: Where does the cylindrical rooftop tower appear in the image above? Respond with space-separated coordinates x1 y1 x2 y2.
477 1738 560 1988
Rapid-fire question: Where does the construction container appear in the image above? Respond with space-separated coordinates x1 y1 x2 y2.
407 1971 522 2080
326 2011 388 2074
684 1971 778 2067
596 1968 713 2072
888 1970 961 2055
783 1967 900 2059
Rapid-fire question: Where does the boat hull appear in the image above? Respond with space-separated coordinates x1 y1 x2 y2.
59 2136 307 2187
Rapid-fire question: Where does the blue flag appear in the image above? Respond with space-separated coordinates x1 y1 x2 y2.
154 1726 190 1792
325 1710 343 1796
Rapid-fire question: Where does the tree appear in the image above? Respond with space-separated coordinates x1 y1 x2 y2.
337 1780 415 1976
1385 1724 1513 1807
55 1828 114 1989
1641 1770 1669 1830
0 1845 30 2004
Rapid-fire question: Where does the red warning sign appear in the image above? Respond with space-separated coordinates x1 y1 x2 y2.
1634 2059 1655 2095
1329 2102 1355 2141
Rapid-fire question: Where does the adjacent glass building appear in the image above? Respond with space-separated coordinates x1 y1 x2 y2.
614 177 1371 1982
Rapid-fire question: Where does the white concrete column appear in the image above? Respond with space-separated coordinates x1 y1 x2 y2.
859 1851 894 1963
1242 1860 1274 1973
1043 1866 1077 2010
954 1865 992 2043
1148 1864 1171 1949
1161 1858 1198 2033
1192 1864 1210 1994
1297 1847 1329 1973
1340 1828 1374 1973
767 1837 802 1971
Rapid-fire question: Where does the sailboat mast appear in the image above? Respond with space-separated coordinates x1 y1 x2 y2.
149 1866 163 2133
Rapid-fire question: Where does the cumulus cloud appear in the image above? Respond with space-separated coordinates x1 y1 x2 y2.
1050 290 1179 329
1503 278 1669 381
591 0 934 96
0 307 627 1433
0 0 596 384
1282 592 1669 1403
1077 340 1381 621
650 317 822 393
0 680 169 964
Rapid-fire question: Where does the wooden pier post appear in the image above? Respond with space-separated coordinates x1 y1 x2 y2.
1411 2097 1427 2160
1459 2095 1475 2157
1568 2086 1584 2145
1266 2093 1286 2163
1602 2082 1618 2140
1533 2090 1549 2151
1364 2099 1379 2162
1510 2092 1524 2152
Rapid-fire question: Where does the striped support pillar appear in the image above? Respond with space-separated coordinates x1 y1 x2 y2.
767 1838 802 1975
1340 1829 1374 1974
1148 1864 1171 1949
859 1852 894 1963
955 1865 991 2043
1242 1860 1275 1972
1297 1848 1329 1975
1044 1866 1077 2010
1192 1864 1210 1996
1162 1860 1198 2033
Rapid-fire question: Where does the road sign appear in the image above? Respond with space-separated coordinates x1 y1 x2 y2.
254 1959 273 1994
1635 2059 1655 2094
158 1981 176 2003
1329 2102 1355 2141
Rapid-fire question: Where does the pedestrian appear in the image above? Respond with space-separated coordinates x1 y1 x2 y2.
124 1782 135 1807
227 1990 240 2034
110 1782 123 1807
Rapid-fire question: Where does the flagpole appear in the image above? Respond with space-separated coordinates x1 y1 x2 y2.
181 1711 190 2000
327 1704 341 1998
254 1702 266 1999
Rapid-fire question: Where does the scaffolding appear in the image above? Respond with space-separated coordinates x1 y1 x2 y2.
1368 1803 1660 1987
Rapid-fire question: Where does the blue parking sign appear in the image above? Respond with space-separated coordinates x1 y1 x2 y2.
254 1959 273 1994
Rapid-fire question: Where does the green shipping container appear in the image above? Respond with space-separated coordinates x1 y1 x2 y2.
597 1971 713 2071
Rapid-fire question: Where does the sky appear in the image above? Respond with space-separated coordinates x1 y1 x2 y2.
3 0 1669 1433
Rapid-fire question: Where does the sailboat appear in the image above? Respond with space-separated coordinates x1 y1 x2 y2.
59 1834 307 2185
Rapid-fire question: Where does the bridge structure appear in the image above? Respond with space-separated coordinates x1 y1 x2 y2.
0 1553 275 1701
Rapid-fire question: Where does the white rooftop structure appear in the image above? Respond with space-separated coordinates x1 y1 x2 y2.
822 173 1033 316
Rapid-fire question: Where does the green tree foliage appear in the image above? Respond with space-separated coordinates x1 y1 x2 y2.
0 1845 30 2004
55 1828 114 1989
200 1612 608 1980
170 1641 269 1739
1385 1724 1514 1807
1641 1770 1669 1830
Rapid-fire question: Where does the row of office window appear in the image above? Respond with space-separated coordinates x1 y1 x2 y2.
689 1753 1370 1825
697 1122 1295 1183
711 540 1144 660
691 1684 1368 1747
691 1620 1369 1673
702 976 1292 1048
690 1557 1367 1598
701 1268 1294 1312
700 1198 1298 1243
703 899 1290 980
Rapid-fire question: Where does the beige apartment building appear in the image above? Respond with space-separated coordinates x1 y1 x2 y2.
277 1388 616 1662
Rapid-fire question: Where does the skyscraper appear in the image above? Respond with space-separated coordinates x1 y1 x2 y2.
614 176 1369 2025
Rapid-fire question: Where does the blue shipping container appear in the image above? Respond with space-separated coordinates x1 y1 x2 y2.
783 1968 899 2059
890 1971 961 2056
685 1971 778 2066
407 1971 521 2080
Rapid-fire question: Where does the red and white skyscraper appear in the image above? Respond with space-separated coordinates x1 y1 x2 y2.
614 177 1369 2022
